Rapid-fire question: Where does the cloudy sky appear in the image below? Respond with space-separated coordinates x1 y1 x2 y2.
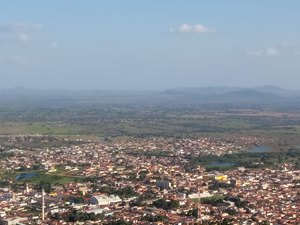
1 1 300 90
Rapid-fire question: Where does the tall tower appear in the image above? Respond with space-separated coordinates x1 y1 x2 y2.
198 190 201 224
26 183 30 193
197 180 202 224
12 192 16 202
42 188 45 221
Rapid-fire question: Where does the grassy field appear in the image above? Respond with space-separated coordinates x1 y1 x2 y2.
0 116 299 138
1 104 300 152
0 122 84 135
25 173 79 184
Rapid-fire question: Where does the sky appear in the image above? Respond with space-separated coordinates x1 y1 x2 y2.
0 0 300 90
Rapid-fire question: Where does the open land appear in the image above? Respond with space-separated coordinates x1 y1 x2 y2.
0 90 300 224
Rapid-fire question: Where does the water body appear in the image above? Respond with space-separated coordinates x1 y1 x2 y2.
16 173 38 180
207 162 238 167
247 146 271 153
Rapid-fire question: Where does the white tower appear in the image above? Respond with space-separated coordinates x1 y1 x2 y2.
42 188 45 221
12 192 16 202
197 180 202 224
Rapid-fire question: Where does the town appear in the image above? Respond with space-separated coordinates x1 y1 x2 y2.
2 0 300 224
0 135 299 224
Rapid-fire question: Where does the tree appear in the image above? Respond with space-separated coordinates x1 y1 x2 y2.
104 220 133 225
152 198 180 210
35 181 52 193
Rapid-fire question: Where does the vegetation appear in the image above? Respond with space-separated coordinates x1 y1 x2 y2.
17 172 80 185
52 210 104 222
224 196 248 208
152 198 180 210
209 181 235 190
35 180 52 193
187 148 300 171
141 214 167 222
180 208 198 218
104 220 133 225
1 99 300 142
200 195 226 206
98 185 137 198
202 218 234 225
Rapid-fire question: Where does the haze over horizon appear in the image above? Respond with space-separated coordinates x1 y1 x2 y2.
1 85 300 93
1 1 300 90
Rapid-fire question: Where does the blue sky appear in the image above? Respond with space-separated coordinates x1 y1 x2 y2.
1 1 300 90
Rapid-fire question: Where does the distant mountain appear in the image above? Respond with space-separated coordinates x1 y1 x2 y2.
253 85 287 93
0 87 159 105
159 86 300 105
209 89 283 104
252 85 300 97
161 87 242 96
1 86 300 106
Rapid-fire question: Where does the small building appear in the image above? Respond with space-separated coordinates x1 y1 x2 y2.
214 175 228 181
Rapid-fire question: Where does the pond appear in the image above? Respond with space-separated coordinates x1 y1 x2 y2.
247 146 271 153
16 173 38 180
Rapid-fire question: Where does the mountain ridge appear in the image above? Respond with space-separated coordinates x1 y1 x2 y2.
1 85 300 105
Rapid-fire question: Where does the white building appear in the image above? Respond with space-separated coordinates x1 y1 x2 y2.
90 195 122 206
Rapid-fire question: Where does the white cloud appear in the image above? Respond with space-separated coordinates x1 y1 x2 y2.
266 48 279 56
0 56 30 65
178 24 193 33
0 22 43 33
247 48 279 57
169 24 214 34
0 22 43 44
277 41 300 56
194 24 210 33
19 33 29 43
294 50 300 55
247 50 264 56
50 41 58 48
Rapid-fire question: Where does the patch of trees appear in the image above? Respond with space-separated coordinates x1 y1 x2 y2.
69 196 85 204
286 148 300 157
34 180 52 193
209 181 235 190
0 152 14 159
180 208 198 218
0 180 10 187
200 196 227 207
224 208 237 215
188 150 300 169
141 214 167 222
104 220 133 225
152 198 180 210
127 150 173 157
52 211 103 222
224 196 248 208
202 218 234 225
99 185 137 198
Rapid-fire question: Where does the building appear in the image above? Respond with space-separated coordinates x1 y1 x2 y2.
90 194 122 206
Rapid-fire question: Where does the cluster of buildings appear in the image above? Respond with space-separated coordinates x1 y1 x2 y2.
0 135 298 224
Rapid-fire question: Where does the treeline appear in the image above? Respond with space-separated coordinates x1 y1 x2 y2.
152 198 180 210
98 185 137 198
52 211 103 222
187 148 300 170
